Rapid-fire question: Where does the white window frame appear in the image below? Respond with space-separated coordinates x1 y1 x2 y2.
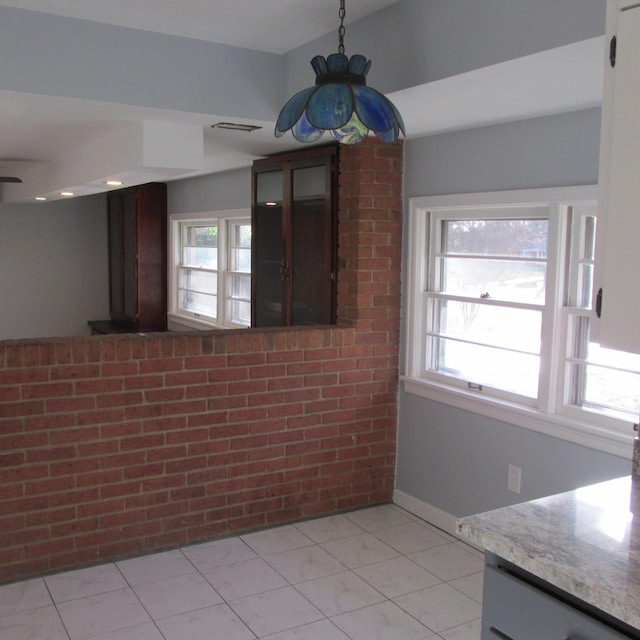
423 204 559 408
168 209 251 330
403 186 634 458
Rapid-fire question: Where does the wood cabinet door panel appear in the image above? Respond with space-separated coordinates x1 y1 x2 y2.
107 183 167 331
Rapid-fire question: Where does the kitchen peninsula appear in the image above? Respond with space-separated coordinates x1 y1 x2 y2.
458 476 640 639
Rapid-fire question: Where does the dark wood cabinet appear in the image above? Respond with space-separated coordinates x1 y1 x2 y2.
251 145 338 327
107 182 167 331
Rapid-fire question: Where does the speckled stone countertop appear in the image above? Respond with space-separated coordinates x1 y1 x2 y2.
457 476 640 631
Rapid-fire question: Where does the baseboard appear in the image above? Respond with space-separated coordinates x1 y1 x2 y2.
393 489 465 541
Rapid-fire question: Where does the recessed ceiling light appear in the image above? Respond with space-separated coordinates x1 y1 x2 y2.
106 180 123 186
35 196 47 201
60 191 74 197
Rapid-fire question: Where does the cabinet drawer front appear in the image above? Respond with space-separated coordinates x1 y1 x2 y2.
483 565 631 640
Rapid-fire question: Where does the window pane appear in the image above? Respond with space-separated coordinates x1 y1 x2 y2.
230 223 252 272
179 290 217 317
182 224 218 268
567 314 590 360
186 225 218 247
229 300 251 326
440 257 546 304
427 336 539 398
586 342 640 369
574 215 596 309
229 273 250 299
584 365 640 414
565 314 640 417
179 268 217 295
584 342 640 414
582 215 596 262
577 264 594 309
233 223 252 248
231 247 251 272
430 299 541 354
443 219 548 258
184 246 217 268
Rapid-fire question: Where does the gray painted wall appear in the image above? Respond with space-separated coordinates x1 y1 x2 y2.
0 5 281 120
397 393 629 516
283 0 606 97
397 108 629 519
403 107 602 199
167 167 251 214
0 195 109 339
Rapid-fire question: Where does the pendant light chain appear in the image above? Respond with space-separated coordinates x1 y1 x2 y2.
338 0 346 54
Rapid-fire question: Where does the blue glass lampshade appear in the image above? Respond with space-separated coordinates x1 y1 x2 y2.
275 53 405 144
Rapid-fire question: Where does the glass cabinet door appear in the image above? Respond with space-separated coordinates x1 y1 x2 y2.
122 193 138 322
253 169 284 327
108 195 124 316
291 164 332 325
108 191 140 325
251 146 337 328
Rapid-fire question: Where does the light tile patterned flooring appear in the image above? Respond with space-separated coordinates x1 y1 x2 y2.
0 504 484 640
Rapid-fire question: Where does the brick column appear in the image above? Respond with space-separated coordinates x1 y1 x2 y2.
336 138 404 503
337 138 404 333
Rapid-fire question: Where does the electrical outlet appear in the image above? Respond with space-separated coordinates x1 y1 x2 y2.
507 464 521 494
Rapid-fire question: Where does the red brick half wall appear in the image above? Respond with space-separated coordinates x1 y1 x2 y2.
0 139 403 582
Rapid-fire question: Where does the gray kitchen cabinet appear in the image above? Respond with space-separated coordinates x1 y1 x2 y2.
482 554 637 640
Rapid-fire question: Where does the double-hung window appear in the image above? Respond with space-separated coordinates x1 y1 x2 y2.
425 208 551 404
169 210 251 329
562 206 640 424
404 187 640 456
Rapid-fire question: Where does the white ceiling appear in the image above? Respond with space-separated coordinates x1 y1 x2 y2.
0 1 605 202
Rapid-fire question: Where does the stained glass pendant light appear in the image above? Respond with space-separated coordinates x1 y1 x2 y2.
275 0 405 144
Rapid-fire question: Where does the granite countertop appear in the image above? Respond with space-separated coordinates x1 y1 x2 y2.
457 476 640 631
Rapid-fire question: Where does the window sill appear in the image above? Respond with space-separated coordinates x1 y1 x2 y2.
401 375 633 459
167 312 241 332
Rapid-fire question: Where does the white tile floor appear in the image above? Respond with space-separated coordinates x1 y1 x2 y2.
0 504 484 640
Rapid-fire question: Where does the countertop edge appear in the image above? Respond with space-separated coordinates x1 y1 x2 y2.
456 479 640 632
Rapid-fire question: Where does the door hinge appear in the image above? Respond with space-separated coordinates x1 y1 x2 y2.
595 287 603 318
610 35 617 67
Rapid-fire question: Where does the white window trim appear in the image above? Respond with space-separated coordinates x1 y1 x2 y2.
168 208 250 330
423 204 557 408
403 185 635 459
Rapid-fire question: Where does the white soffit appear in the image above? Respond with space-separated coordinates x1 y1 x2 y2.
0 37 605 202
3 121 204 202
390 37 605 138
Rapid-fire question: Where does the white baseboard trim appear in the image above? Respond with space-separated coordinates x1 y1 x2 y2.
393 489 465 541
392 489 459 535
